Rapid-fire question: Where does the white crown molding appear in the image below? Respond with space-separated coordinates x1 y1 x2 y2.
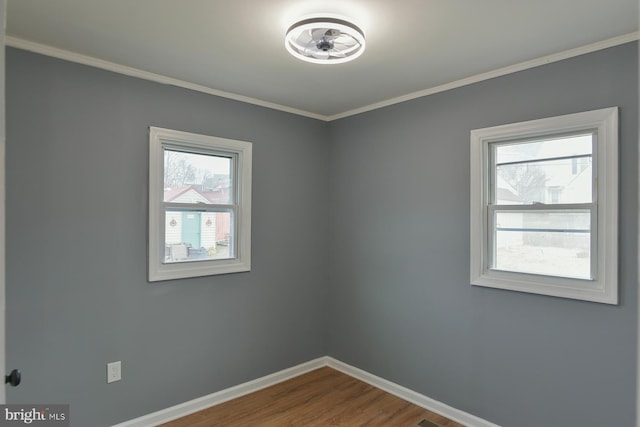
111 356 499 427
6 32 639 123
327 31 640 121
5 36 326 121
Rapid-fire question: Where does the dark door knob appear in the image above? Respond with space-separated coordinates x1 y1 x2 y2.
5 369 20 387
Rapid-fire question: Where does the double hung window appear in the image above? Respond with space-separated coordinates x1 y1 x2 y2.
470 108 618 303
149 127 252 281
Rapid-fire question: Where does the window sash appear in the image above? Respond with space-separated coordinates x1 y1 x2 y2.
162 145 238 205
159 145 239 263
488 132 597 206
486 204 597 280
485 132 598 280
163 207 236 264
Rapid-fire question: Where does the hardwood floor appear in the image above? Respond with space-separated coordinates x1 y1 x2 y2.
159 367 465 427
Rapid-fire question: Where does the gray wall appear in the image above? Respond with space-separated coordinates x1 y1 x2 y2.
6 48 330 426
327 42 638 426
5 42 638 427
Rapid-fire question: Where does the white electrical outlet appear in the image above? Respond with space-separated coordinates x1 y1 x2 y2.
107 361 121 383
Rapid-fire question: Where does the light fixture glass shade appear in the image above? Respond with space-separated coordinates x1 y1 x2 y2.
285 17 365 64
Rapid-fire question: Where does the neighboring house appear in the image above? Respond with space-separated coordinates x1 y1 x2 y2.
163 185 231 261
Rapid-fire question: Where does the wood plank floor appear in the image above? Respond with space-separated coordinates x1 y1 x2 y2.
159 367 465 427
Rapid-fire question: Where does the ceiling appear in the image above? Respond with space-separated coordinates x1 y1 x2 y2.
5 0 639 120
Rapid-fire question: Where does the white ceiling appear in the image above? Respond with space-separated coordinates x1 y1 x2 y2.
6 0 639 120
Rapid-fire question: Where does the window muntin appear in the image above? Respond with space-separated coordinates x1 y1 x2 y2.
149 127 251 281
470 107 618 304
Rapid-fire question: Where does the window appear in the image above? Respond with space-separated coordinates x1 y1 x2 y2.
149 127 252 281
470 108 618 304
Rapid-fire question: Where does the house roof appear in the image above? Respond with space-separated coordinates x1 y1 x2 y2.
164 185 228 204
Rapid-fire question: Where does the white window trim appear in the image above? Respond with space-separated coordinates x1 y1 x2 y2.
470 107 618 304
149 127 252 281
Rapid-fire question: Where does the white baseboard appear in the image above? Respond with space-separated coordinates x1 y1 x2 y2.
111 357 327 427
113 356 499 427
326 357 500 427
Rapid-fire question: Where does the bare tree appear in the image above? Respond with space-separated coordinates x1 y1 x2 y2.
164 151 197 188
498 164 548 204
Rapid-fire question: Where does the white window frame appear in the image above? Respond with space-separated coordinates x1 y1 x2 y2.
148 127 252 281
470 107 618 304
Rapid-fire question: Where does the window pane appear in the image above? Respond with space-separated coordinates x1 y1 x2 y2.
493 211 591 279
495 134 592 164
494 134 592 205
164 210 233 263
163 149 232 204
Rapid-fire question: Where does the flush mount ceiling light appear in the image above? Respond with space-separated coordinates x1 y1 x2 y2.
285 17 365 64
